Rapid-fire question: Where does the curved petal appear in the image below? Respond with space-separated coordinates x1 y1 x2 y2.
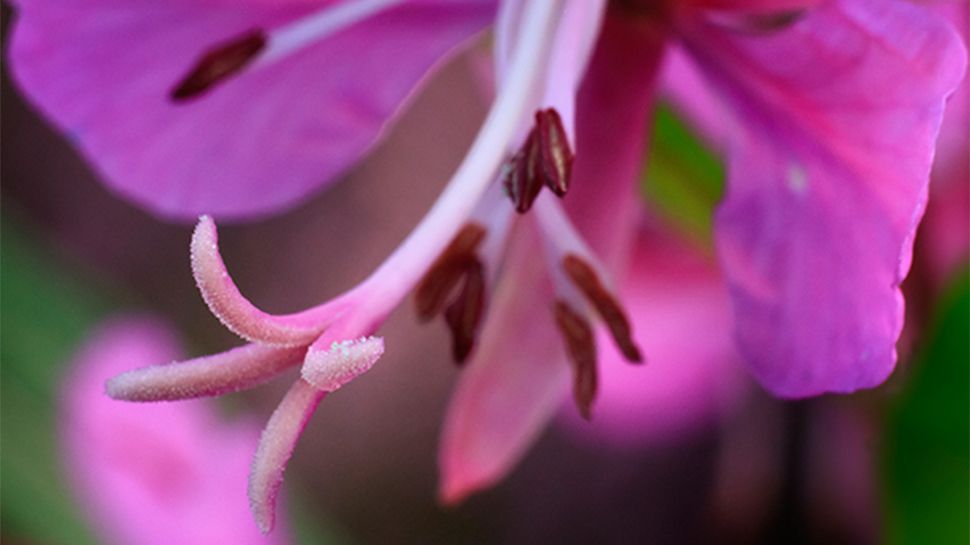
438 13 666 502
9 0 494 220
559 227 745 446
678 0 967 396
61 316 291 545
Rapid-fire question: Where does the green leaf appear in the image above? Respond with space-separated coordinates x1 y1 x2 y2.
641 103 725 246
883 270 970 545
1 222 109 545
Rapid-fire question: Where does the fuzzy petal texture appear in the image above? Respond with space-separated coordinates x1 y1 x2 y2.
9 0 494 220
560 227 745 446
438 13 665 502
61 316 291 545
678 0 967 396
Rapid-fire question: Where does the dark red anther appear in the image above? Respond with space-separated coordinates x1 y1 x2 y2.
534 108 573 197
170 30 267 102
503 130 544 213
553 300 597 420
562 254 643 364
444 261 485 364
414 223 487 321
502 108 574 214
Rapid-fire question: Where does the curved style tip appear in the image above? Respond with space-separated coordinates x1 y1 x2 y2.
301 336 385 392
190 215 328 346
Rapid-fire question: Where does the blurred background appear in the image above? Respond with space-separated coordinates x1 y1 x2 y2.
2 8 968 545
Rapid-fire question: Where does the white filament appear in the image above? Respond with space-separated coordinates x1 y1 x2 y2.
257 0 404 67
358 0 566 308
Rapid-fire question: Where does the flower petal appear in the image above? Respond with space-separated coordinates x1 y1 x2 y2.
678 0 967 395
438 13 666 502
9 0 494 219
438 229 569 504
61 316 291 545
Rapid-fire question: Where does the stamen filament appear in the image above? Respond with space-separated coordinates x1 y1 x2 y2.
534 195 642 363
257 0 405 67
357 0 566 310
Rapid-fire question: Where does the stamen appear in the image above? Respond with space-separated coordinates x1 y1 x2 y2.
354 0 564 315
562 254 642 363
106 343 306 402
503 129 544 213
502 107 573 213
444 261 486 364
703 8 808 34
534 108 573 196
301 336 385 392
532 196 643 363
170 30 266 101
259 0 404 65
553 300 597 420
414 223 487 320
170 0 403 102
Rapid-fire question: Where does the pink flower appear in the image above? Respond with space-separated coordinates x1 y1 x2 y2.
11 0 966 531
60 316 293 545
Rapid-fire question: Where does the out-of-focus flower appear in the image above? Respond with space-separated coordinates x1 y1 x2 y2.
10 0 966 531
61 316 293 545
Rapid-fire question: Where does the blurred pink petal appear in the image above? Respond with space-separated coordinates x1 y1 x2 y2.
61 315 292 545
438 230 568 504
9 0 494 219
679 0 967 396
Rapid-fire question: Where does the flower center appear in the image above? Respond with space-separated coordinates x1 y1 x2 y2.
113 0 648 533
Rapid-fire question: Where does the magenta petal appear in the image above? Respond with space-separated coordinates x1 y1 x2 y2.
9 1 494 219
61 316 291 545
678 0 967 396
